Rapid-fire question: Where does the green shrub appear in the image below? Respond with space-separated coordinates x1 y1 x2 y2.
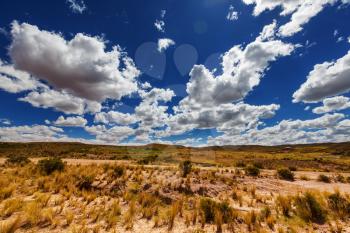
327 192 350 218
113 165 125 178
294 192 326 224
276 195 292 217
252 162 264 169
5 155 30 166
199 198 233 224
277 168 294 181
335 174 345 183
76 175 94 190
179 160 192 177
318 174 331 183
245 165 260 177
137 155 158 165
37 157 65 175
235 161 246 167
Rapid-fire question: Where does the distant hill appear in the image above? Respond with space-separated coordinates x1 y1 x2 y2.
1 141 350 157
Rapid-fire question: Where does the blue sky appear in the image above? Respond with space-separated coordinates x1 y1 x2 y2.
0 0 350 146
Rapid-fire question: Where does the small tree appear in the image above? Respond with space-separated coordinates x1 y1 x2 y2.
37 157 65 175
179 160 192 177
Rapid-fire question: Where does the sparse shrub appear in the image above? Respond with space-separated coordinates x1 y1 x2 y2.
253 162 264 169
335 174 345 183
245 165 260 177
180 160 192 177
24 201 43 226
235 161 246 167
37 157 65 175
5 155 30 166
1 198 23 217
0 185 15 201
76 175 94 190
300 175 309 181
0 216 20 233
288 166 297 171
138 155 158 165
294 192 326 224
277 168 294 181
65 210 74 226
318 174 331 183
327 191 350 219
276 195 292 217
244 211 257 231
123 200 136 229
113 165 125 178
199 198 233 224
266 215 276 230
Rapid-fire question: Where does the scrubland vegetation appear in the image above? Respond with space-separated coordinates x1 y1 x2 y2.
1 142 350 232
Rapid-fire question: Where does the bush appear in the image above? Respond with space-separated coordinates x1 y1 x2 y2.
335 174 345 183
37 157 65 175
245 165 260 177
5 155 30 166
179 160 192 177
235 161 246 167
318 174 331 183
252 162 264 169
76 175 94 190
137 155 158 165
294 192 326 224
327 192 350 218
277 168 294 181
199 198 233 224
113 165 125 178
276 195 292 217
288 166 297 171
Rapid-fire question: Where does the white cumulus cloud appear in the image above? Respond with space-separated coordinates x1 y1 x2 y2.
157 38 175 52
312 96 350 114
9 22 140 102
53 116 87 127
293 50 350 102
242 0 349 37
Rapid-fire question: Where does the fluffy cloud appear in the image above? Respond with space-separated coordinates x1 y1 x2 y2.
85 125 134 143
0 60 42 93
242 0 300 16
243 0 349 37
208 113 347 145
293 50 350 102
150 23 292 139
157 38 175 52
312 96 350 114
9 22 140 102
179 23 294 108
52 116 87 127
19 88 101 115
94 111 138 125
66 0 87 14
135 88 175 129
159 102 279 138
0 125 64 142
